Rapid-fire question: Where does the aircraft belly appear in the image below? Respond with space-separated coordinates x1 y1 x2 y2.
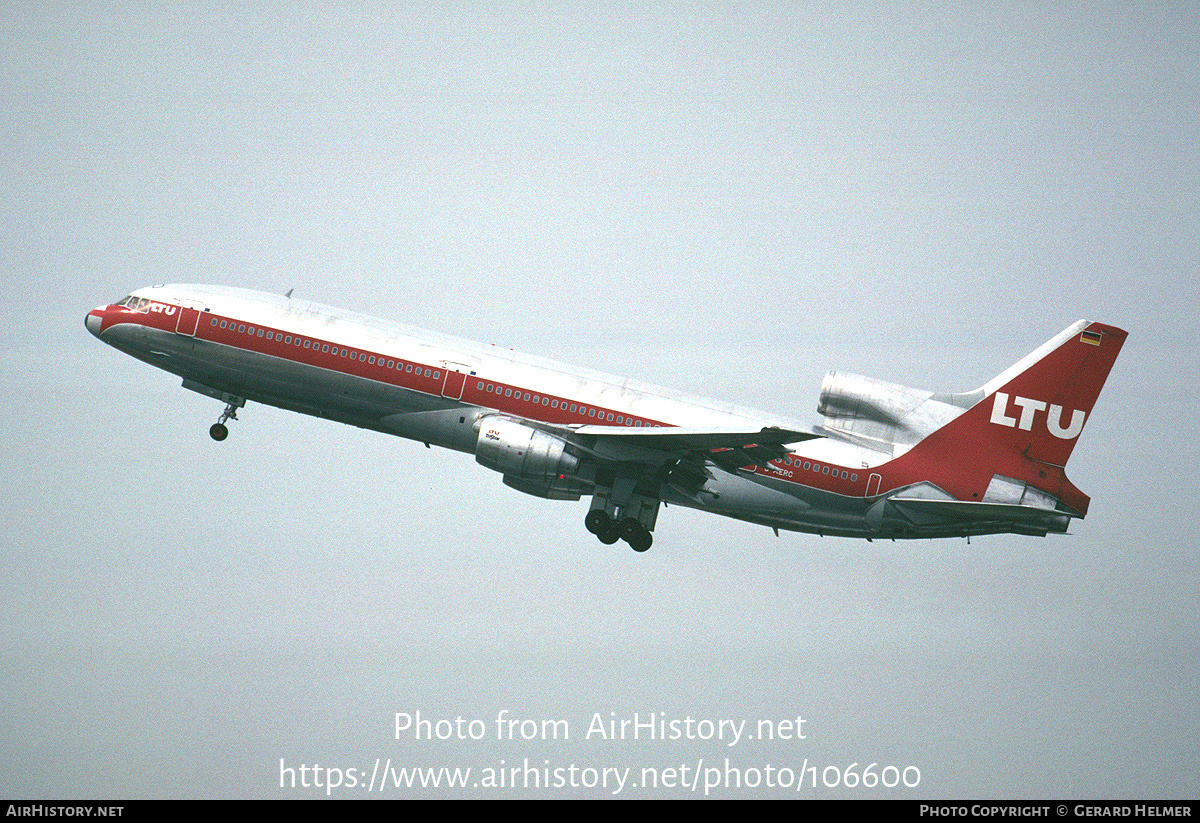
672 467 1070 539
136 328 460 440
668 470 874 537
378 408 483 453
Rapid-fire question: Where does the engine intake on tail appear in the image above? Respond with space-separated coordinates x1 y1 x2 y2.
816 371 970 455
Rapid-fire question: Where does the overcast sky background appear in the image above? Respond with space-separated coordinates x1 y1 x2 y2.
2 2 1197 798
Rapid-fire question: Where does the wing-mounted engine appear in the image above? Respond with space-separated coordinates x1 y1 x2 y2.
815 371 978 456
474 416 584 499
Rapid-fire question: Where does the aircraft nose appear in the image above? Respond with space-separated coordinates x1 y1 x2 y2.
85 306 105 338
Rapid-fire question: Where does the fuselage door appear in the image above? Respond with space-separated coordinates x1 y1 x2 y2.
175 306 200 336
440 361 472 400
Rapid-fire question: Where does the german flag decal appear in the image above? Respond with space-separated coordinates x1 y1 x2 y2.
1080 329 1103 346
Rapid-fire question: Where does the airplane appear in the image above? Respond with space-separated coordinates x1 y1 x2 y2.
85 284 1126 552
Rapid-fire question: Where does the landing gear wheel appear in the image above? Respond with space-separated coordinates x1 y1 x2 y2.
586 502 654 551
619 519 653 552
619 518 643 541
597 525 621 545
585 510 611 535
209 396 243 441
628 531 653 553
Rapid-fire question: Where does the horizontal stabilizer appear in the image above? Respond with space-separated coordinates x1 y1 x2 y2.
889 496 1072 533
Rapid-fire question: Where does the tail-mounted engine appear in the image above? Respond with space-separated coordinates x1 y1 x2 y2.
474 416 584 499
816 371 974 456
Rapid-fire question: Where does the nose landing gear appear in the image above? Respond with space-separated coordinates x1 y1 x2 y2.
181 380 246 443
209 396 245 441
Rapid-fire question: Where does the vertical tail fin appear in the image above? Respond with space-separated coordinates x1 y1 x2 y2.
883 320 1127 523
971 320 1127 468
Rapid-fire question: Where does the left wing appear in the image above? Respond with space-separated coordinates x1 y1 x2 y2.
549 423 819 471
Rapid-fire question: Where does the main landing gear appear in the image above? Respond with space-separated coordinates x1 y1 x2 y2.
584 482 660 552
209 396 245 441
585 510 653 552
580 477 657 554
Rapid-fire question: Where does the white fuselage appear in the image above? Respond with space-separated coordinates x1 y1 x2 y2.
89 283 1107 544
87 284 885 538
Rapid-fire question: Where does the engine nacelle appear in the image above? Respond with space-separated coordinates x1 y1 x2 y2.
816 371 969 455
502 474 586 501
475 416 580 485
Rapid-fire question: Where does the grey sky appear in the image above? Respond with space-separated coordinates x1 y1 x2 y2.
2 2 1197 798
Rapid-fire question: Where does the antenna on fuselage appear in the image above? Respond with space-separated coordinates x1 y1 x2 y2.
285 288 294 298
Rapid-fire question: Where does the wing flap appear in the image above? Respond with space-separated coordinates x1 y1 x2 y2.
565 424 816 452
549 423 818 474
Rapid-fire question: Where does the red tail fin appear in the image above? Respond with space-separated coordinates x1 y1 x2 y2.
884 320 1126 520
973 320 1127 467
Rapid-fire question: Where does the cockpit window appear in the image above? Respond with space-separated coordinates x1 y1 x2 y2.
116 295 151 312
